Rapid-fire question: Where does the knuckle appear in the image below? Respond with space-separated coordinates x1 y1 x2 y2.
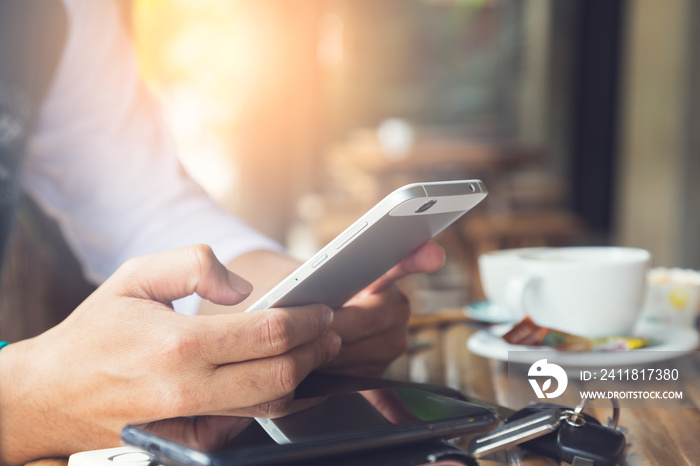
259 311 293 355
117 256 141 274
161 328 200 362
189 244 216 274
271 356 301 397
114 256 147 283
111 258 146 294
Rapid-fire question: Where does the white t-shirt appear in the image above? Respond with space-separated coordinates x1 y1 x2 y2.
23 0 281 315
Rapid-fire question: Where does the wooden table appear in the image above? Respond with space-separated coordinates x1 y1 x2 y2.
398 311 700 465
27 310 700 466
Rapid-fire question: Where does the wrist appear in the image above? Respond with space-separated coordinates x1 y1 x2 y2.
0 337 61 464
0 339 33 464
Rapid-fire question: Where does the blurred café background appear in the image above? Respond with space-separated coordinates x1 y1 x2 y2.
2 0 700 339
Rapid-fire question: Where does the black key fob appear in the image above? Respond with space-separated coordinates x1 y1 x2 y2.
505 403 601 459
557 421 626 466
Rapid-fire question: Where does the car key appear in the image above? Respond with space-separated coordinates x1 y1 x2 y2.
467 407 562 458
504 402 601 460
557 409 626 466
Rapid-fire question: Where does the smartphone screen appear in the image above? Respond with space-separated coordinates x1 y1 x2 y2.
121 384 497 466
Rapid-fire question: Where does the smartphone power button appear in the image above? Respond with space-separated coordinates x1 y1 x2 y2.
335 221 368 250
311 254 328 268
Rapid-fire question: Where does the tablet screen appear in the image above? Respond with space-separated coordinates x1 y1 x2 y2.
122 384 497 466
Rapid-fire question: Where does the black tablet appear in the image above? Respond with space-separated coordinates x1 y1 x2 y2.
121 377 497 466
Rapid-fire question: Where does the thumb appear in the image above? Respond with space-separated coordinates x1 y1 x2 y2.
111 245 253 306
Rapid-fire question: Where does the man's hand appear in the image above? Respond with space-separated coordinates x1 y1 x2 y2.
324 241 445 376
204 241 446 378
0 245 340 464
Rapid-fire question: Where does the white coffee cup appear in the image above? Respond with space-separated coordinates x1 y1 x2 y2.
505 247 651 338
478 248 547 321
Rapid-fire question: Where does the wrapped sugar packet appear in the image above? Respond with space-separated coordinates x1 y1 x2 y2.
640 267 700 328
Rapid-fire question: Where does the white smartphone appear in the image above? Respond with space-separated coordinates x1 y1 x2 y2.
245 179 488 313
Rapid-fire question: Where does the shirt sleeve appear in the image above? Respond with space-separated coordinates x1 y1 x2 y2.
23 0 282 316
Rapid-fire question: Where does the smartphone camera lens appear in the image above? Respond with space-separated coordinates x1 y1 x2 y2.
415 199 437 213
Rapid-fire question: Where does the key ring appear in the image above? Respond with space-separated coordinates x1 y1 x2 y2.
563 396 620 429
606 397 621 429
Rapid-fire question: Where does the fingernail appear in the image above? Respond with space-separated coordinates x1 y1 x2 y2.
322 306 334 331
228 272 253 295
326 332 342 361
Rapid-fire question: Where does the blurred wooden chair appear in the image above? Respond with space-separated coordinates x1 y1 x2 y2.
0 199 94 343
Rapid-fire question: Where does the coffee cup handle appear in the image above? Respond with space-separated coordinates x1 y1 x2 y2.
505 275 538 321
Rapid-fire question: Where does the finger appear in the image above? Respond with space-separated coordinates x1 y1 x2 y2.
199 332 342 412
322 325 408 372
333 287 409 344
195 305 335 364
112 245 253 305
361 241 445 295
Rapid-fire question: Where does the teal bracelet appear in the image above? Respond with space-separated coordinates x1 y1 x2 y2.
0 342 9 350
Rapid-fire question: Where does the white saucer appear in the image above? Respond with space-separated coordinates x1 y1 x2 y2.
467 321 699 367
463 300 515 324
